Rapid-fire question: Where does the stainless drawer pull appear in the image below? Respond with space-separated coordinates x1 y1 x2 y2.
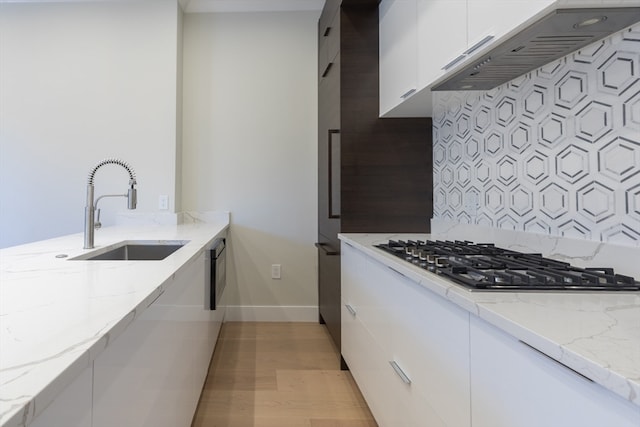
388 266 409 280
464 35 494 55
147 289 165 307
519 341 593 383
389 361 411 385
345 304 357 316
442 54 466 70
400 88 416 99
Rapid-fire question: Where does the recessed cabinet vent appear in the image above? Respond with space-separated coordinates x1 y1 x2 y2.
432 8 640 91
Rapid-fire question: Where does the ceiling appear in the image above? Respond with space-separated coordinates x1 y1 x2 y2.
0 0 326 13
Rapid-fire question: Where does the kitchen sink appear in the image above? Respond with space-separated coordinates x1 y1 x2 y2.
71 240 188 261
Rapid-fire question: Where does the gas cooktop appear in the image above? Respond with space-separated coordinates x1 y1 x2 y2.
375 239 640 292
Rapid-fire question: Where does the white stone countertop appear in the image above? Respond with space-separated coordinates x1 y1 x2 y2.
0 218 229 427
339 232 640 408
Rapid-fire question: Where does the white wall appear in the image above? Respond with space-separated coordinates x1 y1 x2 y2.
0 0 182 248
181 12 319 317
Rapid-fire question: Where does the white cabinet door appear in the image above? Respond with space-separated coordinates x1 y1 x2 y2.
342 246 394 346
342 245 412 427
381 265 471 427
379 0 418 115
470 316 640 427
29 366 92 427
341 243 471 427
467 0 555 48
93 252 219 427
341 300 411 427
154 253 223 400
92 304 196 427
416 0 466 88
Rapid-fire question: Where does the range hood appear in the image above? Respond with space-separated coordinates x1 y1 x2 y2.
432 7 640 91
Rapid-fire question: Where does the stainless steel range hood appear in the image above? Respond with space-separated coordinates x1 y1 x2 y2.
432 7 640 91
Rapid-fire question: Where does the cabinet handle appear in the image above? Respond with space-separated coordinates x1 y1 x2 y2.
389 361 412 385
400 88 416 99
345 304 357 317
442 35 495 72
146 289 165 307
315 242 339 256
321 62 333 78
464 35 494 55
442 54 467 71
518 341 594 383
324 26 332 37
388 266 410 280
328 129 340 219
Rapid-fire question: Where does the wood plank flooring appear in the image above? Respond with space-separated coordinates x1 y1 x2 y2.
192 322 377 427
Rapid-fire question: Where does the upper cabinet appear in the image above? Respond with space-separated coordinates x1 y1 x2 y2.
379 0 418 115
467 0 555 45
319 7 340 84
380 0 556 117
416 0 466 91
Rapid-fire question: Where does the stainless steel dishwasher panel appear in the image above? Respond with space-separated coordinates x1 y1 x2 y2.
205 238 226 310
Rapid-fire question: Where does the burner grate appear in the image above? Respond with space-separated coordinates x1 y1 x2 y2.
375 240 640 292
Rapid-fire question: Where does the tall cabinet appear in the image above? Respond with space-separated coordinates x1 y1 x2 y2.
316 0 433 367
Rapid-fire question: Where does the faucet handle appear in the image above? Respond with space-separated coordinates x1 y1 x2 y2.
94 209 102 229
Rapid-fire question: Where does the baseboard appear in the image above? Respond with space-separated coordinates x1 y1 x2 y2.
224 305 318 322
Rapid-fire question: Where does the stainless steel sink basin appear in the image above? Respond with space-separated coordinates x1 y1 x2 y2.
72 240 188 261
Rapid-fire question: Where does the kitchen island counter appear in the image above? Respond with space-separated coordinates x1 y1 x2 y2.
0 215 229 427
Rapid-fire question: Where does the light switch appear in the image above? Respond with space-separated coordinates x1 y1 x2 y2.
271 264 281 280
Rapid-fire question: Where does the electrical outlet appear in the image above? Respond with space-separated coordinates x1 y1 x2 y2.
271 264 281 280
158 195 169 210
466 193 479 216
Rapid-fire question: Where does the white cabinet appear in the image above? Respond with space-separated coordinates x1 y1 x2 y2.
381 263 471 427
341 240 640 427
470 316 640 427
379 0 468 117
93 304 192 427
24 241 227 427
379 0 556 117
29 366 93 427
341 242 471 427
93 252 222 427
341 301 412 427
379 0 418 115
467 0 555 47
416 0 466 89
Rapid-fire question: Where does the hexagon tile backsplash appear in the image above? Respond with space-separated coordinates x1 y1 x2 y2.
432 22 640 247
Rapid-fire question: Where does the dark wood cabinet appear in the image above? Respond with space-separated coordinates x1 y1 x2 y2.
317 0 433 365
318 7 340 84
318 50 340 245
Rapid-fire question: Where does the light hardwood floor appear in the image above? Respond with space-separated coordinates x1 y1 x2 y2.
192 322 378 427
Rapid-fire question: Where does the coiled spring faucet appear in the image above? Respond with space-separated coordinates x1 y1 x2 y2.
84 158 137 249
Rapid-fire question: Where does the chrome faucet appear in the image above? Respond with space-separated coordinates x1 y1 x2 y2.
84 158 137 249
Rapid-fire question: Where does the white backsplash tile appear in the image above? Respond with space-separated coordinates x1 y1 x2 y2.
432 22 640 247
